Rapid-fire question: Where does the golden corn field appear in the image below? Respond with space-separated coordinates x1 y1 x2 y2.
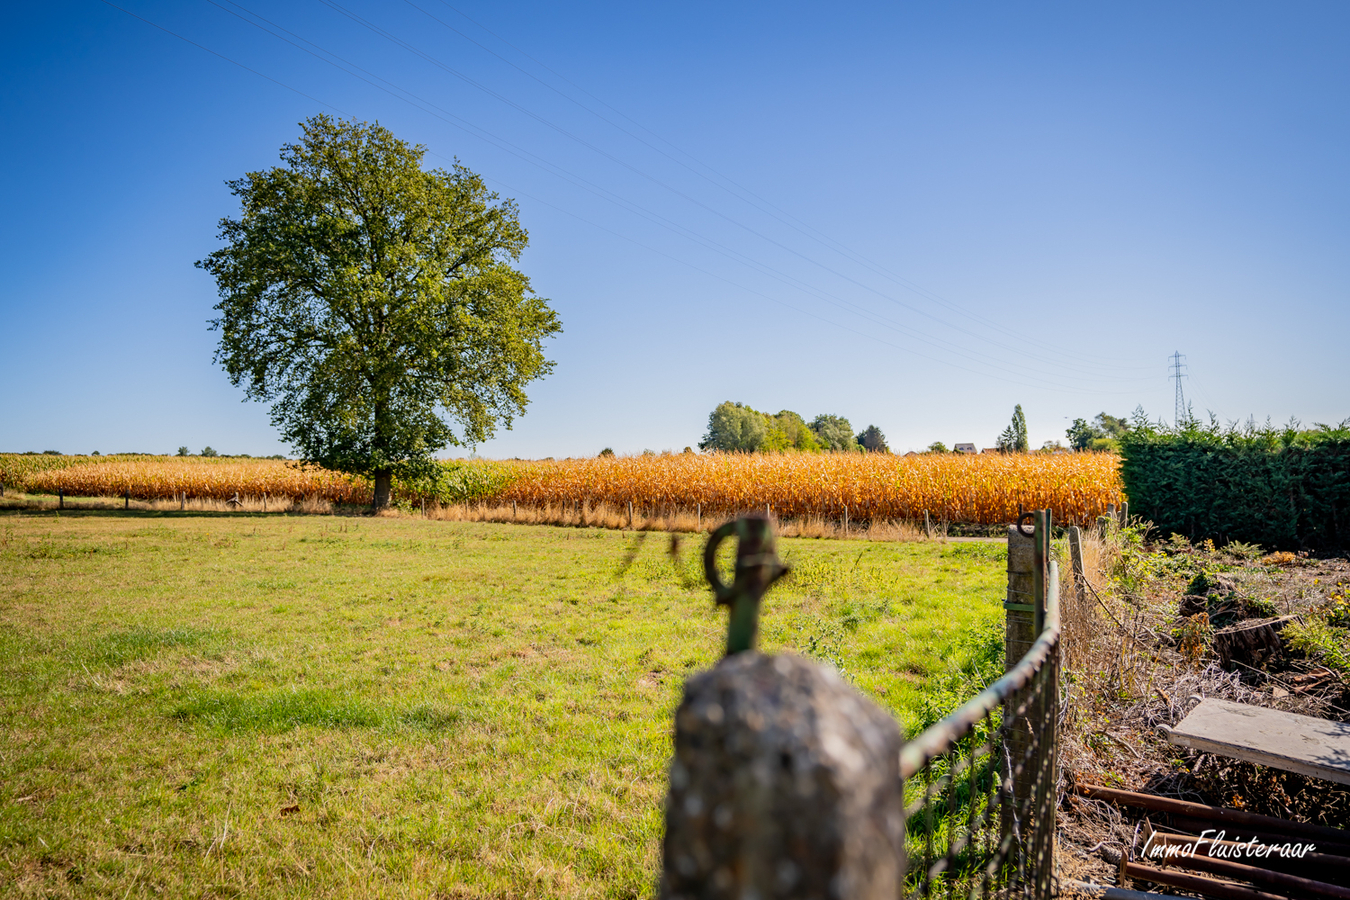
2 451 1123 526
494 452 1122 526
6 455 368 505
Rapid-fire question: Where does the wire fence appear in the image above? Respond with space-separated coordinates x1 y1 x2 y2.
898 513 1061 899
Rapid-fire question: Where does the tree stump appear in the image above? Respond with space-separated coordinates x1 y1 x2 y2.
1213 615 1297 670
660 652 903 900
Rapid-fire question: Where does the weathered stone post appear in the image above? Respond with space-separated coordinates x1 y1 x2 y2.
660 514 904 899
661 654 904 900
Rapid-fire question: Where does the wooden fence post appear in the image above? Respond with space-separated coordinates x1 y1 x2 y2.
1004 517 1037 874
696 502 701 531
1002 510 1055 886
124 489 129 510
1118 500 1128 528
1068 525 1085 607
59 488 64 510
924 509 931 538
843 505 849 536
627 500 633 528
512 500 517 521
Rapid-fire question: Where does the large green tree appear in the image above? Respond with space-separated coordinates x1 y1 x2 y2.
699 402 766 452
198 116 561 507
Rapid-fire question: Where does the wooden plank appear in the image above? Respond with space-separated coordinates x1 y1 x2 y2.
1168 698 1350 786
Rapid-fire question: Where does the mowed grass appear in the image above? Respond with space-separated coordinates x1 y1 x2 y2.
0 511 1005 899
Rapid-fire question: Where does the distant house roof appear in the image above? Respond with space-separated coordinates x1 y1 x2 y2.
954 443 977 454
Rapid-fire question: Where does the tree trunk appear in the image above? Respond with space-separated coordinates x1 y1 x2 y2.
373 469 393 510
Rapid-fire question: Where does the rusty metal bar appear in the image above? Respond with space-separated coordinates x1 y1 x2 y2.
1163 814 1350 858
1138 841 1350 898
1076 784 1350 847
1122 861 1291 900
1144 828 1350 879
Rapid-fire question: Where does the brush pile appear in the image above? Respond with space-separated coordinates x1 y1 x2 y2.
1055 525 1350 891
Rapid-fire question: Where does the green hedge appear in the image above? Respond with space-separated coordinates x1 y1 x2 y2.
1119 422 1350 552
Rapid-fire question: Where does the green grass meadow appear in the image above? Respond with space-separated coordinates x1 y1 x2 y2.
0 511 1004 898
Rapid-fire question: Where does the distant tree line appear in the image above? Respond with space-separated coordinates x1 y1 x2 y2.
698 402 889 453
174 446 286 459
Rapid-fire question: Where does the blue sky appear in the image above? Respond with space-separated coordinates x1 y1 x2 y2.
2 1 1347 457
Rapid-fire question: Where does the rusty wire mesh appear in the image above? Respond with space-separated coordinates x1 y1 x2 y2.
899 562 1061 899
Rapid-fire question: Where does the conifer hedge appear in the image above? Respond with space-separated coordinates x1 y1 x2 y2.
1119 421 1350 552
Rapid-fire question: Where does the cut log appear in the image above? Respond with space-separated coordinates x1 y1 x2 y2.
1212 615 1297 670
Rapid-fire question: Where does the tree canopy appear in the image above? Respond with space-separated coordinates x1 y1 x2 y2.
1066 411 1131 451
809 414 857 452
763 410 821 452
699 402 767 452
699 403 884 453
856 425 890 453
197 115 561 506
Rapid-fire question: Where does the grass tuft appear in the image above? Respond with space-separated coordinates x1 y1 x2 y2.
172 687 387 731
397 703 462 731
945 541 1008 563
93 626 216 665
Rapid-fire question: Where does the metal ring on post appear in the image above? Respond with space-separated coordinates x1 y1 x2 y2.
702 514 788 656
702 520 740 606
1017 512 1036 536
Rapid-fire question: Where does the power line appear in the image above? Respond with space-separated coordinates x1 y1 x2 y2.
104 0 1153 396
307 0 1157 377
195 0 1155 387
479 171 1150 396
425 0 1156 373
98 0 342 113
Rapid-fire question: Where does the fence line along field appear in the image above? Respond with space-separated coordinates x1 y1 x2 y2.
3 451 1123 526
